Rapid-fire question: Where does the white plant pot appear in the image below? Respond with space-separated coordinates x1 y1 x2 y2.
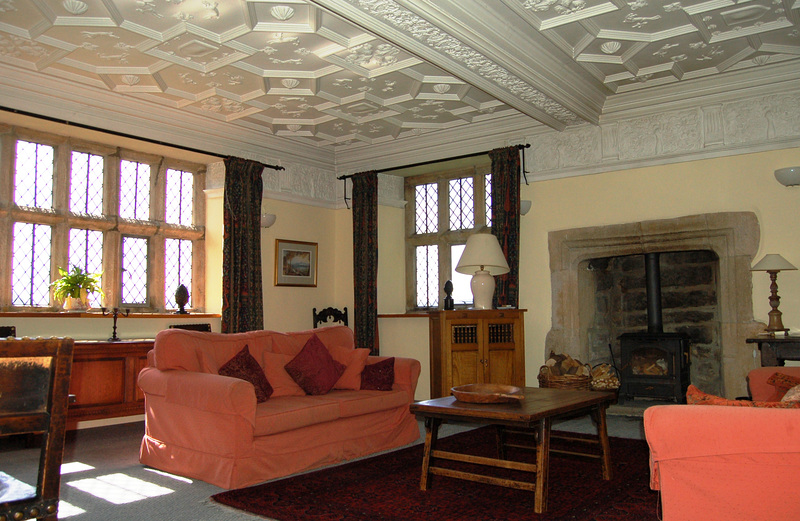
63 296 87 312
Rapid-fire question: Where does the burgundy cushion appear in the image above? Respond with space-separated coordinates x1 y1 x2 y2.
360 357 395 391
284 334 345 395
218 345 273 403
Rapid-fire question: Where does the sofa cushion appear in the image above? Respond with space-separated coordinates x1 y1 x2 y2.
687 384 800 408
285 335 345 395
328 346 370 390
766 372 800 401
262 352 306 397
781 384 800 402
253 396 341 436
217 345 273 403
361 357 394 391
323 389 410 418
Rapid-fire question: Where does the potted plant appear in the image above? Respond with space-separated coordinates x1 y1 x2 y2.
51 266 104 311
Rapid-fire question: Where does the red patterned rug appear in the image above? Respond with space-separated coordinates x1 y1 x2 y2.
212 427 658 521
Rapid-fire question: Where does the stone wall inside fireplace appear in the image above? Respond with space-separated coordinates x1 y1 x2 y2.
546 212 765 398
584 251 721 395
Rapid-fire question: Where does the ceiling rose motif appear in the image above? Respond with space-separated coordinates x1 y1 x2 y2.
62 0 88 15
281 78 300 88
270 5 295 21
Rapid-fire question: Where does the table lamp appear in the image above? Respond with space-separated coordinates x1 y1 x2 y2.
751 254 797 336
455 233 510 310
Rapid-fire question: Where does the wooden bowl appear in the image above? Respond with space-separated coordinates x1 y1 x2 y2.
451 383 524 403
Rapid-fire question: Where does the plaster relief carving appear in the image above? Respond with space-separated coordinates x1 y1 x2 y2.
618 110 701 160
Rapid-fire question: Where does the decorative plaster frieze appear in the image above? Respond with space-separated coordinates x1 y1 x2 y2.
526 89 800 179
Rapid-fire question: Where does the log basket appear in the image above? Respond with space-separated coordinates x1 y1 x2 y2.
537 364 592 391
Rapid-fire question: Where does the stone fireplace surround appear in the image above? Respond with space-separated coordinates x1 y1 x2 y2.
546 212 764 399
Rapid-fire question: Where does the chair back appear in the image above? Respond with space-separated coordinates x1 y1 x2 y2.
0 337 74 520
313 307 348 328
0 325 16 337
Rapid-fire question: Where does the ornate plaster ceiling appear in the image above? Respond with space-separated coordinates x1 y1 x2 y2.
0 0 798 150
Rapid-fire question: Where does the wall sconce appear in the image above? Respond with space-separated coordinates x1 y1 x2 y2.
520 200 532 216
751 254 797 336
775 167 800 187
260 213 277 228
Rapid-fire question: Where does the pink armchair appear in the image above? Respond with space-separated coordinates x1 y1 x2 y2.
644 367 800 521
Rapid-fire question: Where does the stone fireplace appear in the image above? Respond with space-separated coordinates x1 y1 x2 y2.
546 212 765 399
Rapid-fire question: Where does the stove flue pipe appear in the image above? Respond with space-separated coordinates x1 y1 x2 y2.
645 253 664 333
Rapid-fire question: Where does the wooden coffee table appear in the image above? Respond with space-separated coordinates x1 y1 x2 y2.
409 386 616 514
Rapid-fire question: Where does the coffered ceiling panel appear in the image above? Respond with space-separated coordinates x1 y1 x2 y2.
0 0 798 152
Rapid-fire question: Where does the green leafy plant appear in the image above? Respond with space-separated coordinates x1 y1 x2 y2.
51 266 104 303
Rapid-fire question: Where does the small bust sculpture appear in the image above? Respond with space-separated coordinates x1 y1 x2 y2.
175 284 190 314
443 280 455 310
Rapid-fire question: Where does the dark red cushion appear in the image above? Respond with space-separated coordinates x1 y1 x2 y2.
360 357 395 391
218 345 273 403
284 334 345 395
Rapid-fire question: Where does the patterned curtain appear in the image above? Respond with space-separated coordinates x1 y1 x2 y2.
489 146 521 308
351 171 379 354
221 157 264 333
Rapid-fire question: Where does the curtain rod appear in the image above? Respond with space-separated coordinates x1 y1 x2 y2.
337 143 530 180
0 107 285 171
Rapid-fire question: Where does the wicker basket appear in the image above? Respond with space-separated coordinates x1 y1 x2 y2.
538 365 592 391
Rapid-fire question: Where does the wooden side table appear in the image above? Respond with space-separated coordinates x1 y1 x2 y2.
746 336 800 366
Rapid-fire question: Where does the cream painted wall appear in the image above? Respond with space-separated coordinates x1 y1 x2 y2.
374 146 800 399
520 147 800 382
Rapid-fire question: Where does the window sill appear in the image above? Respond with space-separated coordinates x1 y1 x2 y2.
0 311 221 318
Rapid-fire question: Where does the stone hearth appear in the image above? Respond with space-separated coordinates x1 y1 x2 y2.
546 212 765 398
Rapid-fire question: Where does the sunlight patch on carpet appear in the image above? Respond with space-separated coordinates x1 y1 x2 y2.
67 473 173 504
61 462 95 475
57 500 87 518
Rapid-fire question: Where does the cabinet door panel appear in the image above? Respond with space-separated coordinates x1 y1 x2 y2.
487 348 515 385
452 351 481 387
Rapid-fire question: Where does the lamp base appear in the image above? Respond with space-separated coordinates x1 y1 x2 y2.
471 270 495 310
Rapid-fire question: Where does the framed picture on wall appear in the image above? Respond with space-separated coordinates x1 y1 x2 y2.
275 239 318 287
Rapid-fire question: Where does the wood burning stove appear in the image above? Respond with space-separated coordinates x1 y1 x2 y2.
618 253 691 403
619 332 690 403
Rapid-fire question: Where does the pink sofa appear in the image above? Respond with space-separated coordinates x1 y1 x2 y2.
138 326 421 489
644 367 800 521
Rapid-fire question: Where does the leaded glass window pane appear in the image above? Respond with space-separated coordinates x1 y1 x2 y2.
485 173 492 228
448 177 474 230
70 151 104 216
415 183 438 234
122 236 148 305
15 141 54 209
11 222 52 307
119 160 150 220
165 168 193 226
415 244 438 308
164 238 192 309
69 228 104 307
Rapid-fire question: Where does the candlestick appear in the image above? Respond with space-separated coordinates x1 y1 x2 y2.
101 307 131 341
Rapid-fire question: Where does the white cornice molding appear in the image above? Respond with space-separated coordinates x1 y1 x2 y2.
0 63 337 171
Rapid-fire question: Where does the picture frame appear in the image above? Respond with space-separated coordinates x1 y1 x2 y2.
275 239 318 287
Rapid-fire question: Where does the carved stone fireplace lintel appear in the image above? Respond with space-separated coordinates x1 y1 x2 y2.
546 212 765 398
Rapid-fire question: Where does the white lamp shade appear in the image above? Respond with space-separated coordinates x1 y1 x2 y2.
455 234 510 310
752 254 797 271
260 213 277 228
455 234 510 276
775 167 800 187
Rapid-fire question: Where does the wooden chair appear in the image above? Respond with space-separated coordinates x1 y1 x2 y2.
313 307 348 328
0 337 75 521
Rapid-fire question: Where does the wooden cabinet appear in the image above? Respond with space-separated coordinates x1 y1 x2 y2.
68 340 153 426
429 309 525 398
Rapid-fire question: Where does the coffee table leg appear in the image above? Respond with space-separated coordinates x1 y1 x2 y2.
534 417 551 514
495 425 506 460
593 404 613 480
420 417 440 491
